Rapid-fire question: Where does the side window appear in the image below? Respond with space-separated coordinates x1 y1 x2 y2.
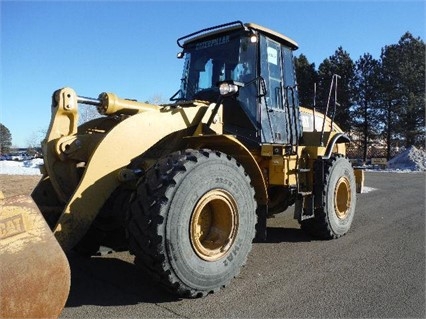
282 47 299 108
282 46 301 141
234 36 258 122
260 36 283 110
282 47 296 87
198 59 213 89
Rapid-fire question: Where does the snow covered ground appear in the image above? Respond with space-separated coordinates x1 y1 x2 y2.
0 158 44 175
1 146 425 176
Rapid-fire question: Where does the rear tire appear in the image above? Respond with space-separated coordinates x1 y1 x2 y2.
127 149 257 297
301 156 356 239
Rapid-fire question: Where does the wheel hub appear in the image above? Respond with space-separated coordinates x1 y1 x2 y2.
190 189 238 261
334 176 351 219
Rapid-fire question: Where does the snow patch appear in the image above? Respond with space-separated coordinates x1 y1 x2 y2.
387 146 426 171
362 186 377 194
0 158 43 175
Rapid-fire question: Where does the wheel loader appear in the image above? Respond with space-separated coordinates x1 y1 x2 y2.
0 21 364 316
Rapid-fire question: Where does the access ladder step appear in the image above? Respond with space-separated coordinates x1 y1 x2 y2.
298 168 311 173
298 191 312 197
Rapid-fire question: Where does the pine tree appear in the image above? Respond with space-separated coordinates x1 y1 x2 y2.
0 123 12 154
294 54 317 108
379 32 425 156
351 53 382 160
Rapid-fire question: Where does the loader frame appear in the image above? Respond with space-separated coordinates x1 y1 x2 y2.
32 21 362 252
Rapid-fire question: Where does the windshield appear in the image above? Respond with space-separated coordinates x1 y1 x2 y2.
179 31 257 101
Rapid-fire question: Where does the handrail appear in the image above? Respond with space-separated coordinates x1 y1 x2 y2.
320 74 341 146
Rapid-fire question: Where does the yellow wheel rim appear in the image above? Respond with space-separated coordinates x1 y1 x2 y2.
190 190 239 261
334 176 351 219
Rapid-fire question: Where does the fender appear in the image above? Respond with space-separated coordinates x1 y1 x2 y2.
323 133 350 159
184 134 268 205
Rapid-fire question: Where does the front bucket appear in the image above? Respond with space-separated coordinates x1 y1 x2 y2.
0 194 70 318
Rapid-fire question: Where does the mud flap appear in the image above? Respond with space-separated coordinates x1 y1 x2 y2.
354 168 364 193
0 194 70 318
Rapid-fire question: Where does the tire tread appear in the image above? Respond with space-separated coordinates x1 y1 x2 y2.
300 155 354 239
127 149 256 297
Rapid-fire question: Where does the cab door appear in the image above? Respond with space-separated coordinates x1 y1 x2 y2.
259 35 300 145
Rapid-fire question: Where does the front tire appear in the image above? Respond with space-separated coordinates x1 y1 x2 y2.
127 149 257 297
301 156 356 239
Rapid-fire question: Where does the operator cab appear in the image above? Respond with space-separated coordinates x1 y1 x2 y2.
176 21 301 147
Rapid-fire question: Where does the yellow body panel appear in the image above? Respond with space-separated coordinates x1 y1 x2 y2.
36 88 223 251
268 155 298 186
299 106 343 133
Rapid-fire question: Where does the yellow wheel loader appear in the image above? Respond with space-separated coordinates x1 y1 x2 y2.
1 21 364 314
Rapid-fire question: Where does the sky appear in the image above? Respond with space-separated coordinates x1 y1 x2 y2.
1 0 425 148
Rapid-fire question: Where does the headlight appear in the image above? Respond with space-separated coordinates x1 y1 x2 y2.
219 83 239 96
250 34 258 43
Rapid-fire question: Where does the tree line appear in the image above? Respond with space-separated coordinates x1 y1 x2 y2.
295 31 425 160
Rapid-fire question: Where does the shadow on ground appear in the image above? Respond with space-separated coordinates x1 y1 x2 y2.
261 226 312 243
65 225 312 307
65 252 180 308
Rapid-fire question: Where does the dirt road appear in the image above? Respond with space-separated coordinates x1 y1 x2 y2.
1 175 40 197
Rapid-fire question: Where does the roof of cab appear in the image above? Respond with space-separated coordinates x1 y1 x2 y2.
245 23 298 50
182 21 298 50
